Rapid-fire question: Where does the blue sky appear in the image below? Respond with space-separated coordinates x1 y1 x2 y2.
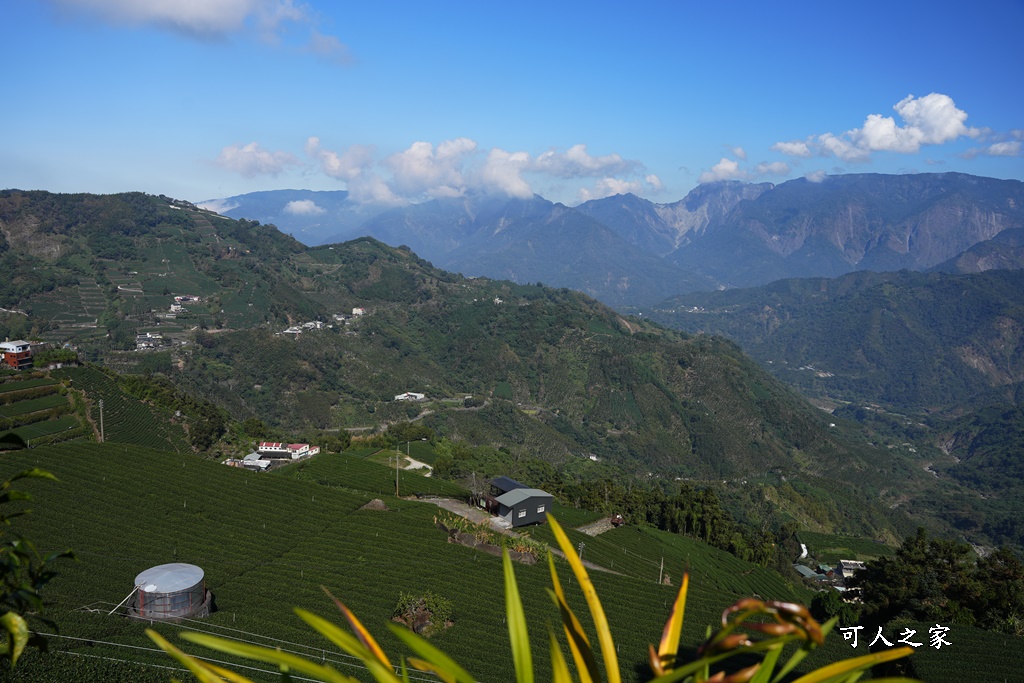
3 0 1023 207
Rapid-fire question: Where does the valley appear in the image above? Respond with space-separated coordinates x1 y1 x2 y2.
0 185 1021 680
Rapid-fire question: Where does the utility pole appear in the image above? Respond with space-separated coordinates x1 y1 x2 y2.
659 556 664 585
99 399 104 443
395 455 400 497
578 542 585 561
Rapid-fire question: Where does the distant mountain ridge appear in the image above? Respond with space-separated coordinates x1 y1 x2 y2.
202 173 1024 306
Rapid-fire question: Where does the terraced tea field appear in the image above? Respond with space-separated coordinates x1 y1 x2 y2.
0 374 86 447
0 444 870 682
51 366 189 452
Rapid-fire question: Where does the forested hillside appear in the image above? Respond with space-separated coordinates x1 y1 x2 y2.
0 189 993 549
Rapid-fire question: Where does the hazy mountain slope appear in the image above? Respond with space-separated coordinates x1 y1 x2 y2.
670 173 1024 288
931 227 1024 273
354 195 716 305
575 182 772 256
197 189 374 245
647 269 1024 413
200 174 1024 305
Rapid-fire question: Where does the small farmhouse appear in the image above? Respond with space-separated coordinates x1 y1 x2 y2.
836 559 866 580
394 392 425 401
0 340 32 370
495 487 553 527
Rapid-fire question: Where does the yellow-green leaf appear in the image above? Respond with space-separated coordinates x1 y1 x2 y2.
547 554 597 683
771 616 837 683
295 608 400 683
549 626 574 683
0 612 29 667
179 631 356 683
548 514 620 683
656 572 689 670
322 586 394 671
789 647 916 683
387 623 476 683
504 548 534 683
147 629 254 683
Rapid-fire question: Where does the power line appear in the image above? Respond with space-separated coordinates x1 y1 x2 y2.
66 604 443 683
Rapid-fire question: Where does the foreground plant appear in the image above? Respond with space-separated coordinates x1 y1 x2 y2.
0 468 74 667
149 514 918 682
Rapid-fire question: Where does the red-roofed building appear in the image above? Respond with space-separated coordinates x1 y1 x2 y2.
0 341 32 370
257 442 320 460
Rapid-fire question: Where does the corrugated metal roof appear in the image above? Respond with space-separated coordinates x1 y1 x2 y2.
135 563 204 593
496 488 552 507
490 476 526 493
793 564 818 578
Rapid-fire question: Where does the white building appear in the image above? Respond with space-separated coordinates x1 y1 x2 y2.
394 392 425 401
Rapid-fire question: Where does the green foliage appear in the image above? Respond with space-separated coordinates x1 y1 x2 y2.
31 349 77 368
392 590 454 635
853 528 1024 634
0 468 73 667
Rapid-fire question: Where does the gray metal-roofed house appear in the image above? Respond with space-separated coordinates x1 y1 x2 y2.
490 476 527 496
496 487 553 527
130 563 211 620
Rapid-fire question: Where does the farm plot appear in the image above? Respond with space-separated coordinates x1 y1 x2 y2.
0 444 893 683
0 393 68 417
798 530 895 563
52 366 189 452
0 378 58 394
0 415 81 443
275 453 469 498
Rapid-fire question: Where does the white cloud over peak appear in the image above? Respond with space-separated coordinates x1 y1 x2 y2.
283 199 325 215
533 144 637 178
805 170 828 183
699 158 744 183
51 0 350 63
306 137 374 181
479 148 533 199
215 142 296 177
773 93 980 162
384 138 477 199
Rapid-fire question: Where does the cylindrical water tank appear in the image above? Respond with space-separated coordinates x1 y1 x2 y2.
133 563 206 619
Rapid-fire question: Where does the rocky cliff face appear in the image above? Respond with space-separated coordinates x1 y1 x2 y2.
670 173 1024 287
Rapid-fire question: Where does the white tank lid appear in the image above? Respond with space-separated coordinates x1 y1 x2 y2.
134 563 204 593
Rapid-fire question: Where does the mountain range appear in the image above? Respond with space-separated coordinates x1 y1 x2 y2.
204 172 1024 306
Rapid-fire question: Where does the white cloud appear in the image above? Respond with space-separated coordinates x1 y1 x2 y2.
731 146 747 161
196 198 240 214
384 138 477 199
306 137 375 181
298 136 658 204
533 144 637 178
51 0 351 63
479 148 533 199
986 141 1022 156
771 140 812 157
283 199 325 215
699 158 745 183
754 161 791 176
805 170 828 183
215 142 296 177
772 93 981 163
576 174 665 202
